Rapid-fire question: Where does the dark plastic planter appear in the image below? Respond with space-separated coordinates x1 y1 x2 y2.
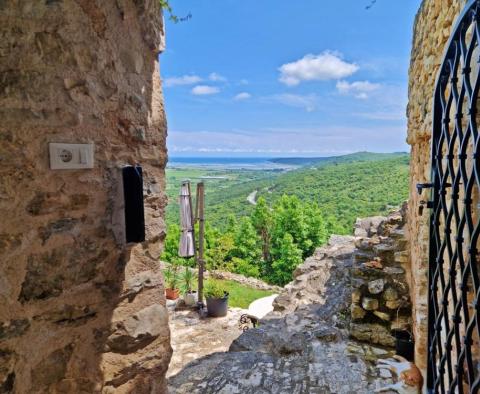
393 330 414 361
206 296 228 317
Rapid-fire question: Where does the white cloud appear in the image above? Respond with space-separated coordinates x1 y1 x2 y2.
336 80 381 99
209 72 227 82
191 85 220 95
279 51 359 86
356 111 406 121
168 125 409 156
267 94 317 112
234 92 252 101
164 74 202 87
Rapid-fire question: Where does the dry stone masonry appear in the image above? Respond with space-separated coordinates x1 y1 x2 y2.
350 205 412 348
0 1 170 393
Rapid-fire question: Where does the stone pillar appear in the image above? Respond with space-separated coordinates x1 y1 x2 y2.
0 1 170 393
407 0 465 371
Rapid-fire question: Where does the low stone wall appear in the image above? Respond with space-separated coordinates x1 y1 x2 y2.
272 205 412 349
208 271 282 292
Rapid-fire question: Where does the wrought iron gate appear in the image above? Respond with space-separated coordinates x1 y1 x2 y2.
427 1 480 392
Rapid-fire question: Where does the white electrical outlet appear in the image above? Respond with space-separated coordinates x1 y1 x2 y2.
49 143 94 170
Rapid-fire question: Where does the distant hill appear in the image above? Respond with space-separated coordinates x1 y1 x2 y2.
194 152 410 233
269 152 409 166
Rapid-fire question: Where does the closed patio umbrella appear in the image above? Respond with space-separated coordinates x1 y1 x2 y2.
178 181 195 258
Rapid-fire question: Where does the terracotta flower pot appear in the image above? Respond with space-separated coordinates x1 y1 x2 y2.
165 288 180 300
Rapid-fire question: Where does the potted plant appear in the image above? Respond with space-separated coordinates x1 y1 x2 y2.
164 265 180 300
204 280 229 317
181 267 197 306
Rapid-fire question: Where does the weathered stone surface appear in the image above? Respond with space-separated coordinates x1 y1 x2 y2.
362 297 379 311
31 345 73 389
0 320 29 340
350 323 395 347
368 279 385 295
19 247 108 302
0 349 15 393
170 309 394 394
352 288 362 303
0 1 170 391
386 300 403 310
373 311 390 321
383 287 399 302
273 235 354 317
349 204 412 350
107 305 169 353
351 304 367 320
34 305 96 326
408 0 467 370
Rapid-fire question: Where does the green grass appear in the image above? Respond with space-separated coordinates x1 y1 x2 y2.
206 279 275 309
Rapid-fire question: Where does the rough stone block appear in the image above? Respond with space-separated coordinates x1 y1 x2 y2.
368 279 385 295
373 311 390 321
106 304 168 353
362 297 379 311
351 304 367 320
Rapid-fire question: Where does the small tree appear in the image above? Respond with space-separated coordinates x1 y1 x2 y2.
251 197 272 263
270 233 303 286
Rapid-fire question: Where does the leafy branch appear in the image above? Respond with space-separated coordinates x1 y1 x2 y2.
159 0 191 23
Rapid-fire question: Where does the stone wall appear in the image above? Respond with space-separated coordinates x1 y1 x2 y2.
0 1 170 393
407 0 465 370
349 206 411 348
272 206 412 349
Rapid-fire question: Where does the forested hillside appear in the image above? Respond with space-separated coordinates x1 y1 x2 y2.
163 153 410 285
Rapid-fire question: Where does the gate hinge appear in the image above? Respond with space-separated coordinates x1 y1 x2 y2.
417 183 433 195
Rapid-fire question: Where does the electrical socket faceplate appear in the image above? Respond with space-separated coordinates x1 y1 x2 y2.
49 143 94 170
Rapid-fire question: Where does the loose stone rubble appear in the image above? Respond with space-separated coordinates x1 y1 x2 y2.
168 205 412 393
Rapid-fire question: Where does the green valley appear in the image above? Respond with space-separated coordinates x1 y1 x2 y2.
163 152 410 285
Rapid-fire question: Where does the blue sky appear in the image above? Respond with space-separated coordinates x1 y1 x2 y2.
161 0 422 157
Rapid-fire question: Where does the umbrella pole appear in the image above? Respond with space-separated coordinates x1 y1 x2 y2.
196 182 205 307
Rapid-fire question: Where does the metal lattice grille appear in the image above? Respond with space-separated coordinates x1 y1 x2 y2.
428 1 480 393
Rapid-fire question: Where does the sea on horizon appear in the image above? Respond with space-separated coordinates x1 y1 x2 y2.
167 156 296 170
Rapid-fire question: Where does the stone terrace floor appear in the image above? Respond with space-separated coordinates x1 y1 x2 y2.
167 304 398 394
167 303 247 378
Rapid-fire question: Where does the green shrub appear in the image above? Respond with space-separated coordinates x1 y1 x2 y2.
204 280 227 299
163 265 180 289
180 267 196 294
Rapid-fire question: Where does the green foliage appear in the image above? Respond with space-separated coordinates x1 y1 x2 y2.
163 264 180 289
231 257 261 278
205 231 235 272
180 267 196 294
270 233 303 286
215 279 274 309
163 153 410 287
158 0 191 23
204 280 227 299
231 218 262 266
